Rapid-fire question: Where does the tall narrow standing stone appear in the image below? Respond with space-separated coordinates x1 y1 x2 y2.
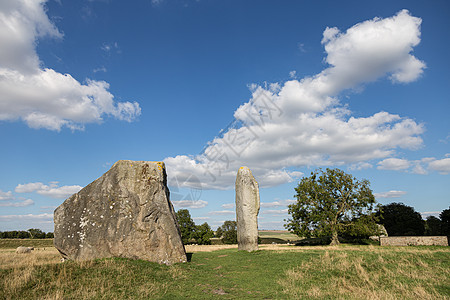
235 166 260 251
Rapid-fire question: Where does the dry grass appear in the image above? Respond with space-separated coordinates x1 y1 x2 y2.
0 247 61 270
278 247 450 299
0 247 61 299
185 244 238 252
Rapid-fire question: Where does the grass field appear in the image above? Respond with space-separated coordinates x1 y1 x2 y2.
258 230 301 242
0 240 449 299
0 239 54 249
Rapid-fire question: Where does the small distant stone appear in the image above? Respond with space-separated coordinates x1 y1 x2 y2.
16 246 34 254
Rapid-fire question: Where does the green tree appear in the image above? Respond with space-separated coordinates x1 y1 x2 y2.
193 222 214 245
341 214 382 239
219 220 237 244
377 203 425 236
285 168 377 245
425 216 442 236
440 207 450 236
215 227 223 238
175 209 196 244
28 228 45 239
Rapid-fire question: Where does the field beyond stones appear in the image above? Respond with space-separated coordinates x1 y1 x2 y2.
0 239 449 299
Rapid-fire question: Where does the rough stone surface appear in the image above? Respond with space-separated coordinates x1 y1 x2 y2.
380 236 448 246
369 224 388 241
235 166 260 251
16 246 33 254
54 160 187 265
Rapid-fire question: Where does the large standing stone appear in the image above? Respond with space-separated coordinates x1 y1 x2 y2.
235 166 260 251
54 160 187 265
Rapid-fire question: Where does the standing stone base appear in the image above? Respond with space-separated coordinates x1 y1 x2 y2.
54 160 187 265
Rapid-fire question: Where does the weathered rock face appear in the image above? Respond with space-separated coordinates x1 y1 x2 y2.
235 166 260 251
54 160 187 265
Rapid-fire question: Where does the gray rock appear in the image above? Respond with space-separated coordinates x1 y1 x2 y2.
16 246 33 254
54 160 187 265
235 166 260 251
370 224 389 241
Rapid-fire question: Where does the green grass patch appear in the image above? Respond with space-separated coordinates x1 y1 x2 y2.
258 230 301 242
0 239 54 249
1 245 449 299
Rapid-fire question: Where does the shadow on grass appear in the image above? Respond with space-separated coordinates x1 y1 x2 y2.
295 236 380 246
186 252 193 262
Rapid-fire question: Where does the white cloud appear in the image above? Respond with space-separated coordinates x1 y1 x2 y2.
420 211 440 219
259 220 286 229
261 209 289 215
374 156 450 175
221 203 235 209
40 205 57 211
0 0 141 131
0 213 52 220
412 162 428 175
93 66 107 73
377 158 411 170
374 190 407 199
428 158 450 174
172 200 208 209
101 42 120 55
151 0 163 6
0 189 14 201
208 210 235 215
0 213 53 231
349 162 373 171
260 199 296 208
15 182 82 199
193 216 210 220
165 10 425 190
0 198 34 207
297 43 306 53
0 188 34 207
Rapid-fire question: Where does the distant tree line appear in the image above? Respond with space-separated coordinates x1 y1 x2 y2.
0 228 54 239
377 203 449 236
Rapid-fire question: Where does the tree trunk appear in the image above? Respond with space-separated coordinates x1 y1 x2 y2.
329 231 340 245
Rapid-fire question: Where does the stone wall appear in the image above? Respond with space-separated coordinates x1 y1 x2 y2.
380 236 448 246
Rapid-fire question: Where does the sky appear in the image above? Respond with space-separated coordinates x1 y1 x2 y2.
0 0 449 232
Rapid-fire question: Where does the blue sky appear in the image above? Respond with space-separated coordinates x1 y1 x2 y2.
0 0 449 232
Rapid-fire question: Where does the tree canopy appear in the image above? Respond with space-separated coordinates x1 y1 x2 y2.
425 216 442 236
377 203 425 236
175 209 214 245
440 207 450 236
285 168 378 245
218 221 237 244
175 209 196 244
